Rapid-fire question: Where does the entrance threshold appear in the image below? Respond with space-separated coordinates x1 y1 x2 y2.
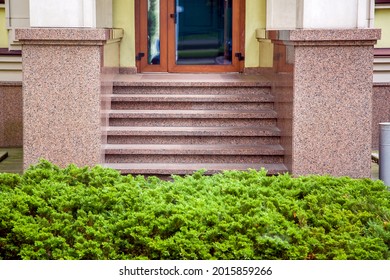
113 73 272 87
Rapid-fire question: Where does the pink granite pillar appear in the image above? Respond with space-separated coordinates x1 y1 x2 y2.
16 28 121 169
271 29 381 178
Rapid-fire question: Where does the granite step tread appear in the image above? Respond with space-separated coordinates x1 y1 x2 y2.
112 74 272 87
102 162 288 175
106 126 281 136
108 109 277 119
104 143 284 155
113 81 272 87
113 87 271 96
110 94 275 102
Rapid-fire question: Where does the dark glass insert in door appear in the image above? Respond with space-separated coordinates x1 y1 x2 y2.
175 0 232 65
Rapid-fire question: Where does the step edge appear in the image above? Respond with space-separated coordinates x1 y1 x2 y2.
107 109 278 118
104 143 284 149
109 94 275 101
105 126 281 136
112 81 272 88
102 163 288 175
103 144 285 155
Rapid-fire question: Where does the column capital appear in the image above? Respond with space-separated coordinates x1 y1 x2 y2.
270 29 381 46
15 28 123 46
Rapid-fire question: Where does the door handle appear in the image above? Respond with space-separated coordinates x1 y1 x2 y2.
170 13 177 24
136 52 145 61
170 1 177 24
235 53 245 61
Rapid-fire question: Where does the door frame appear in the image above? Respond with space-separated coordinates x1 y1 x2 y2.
135 0 245 73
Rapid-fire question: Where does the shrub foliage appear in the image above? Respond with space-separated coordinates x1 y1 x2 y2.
0 160 389 260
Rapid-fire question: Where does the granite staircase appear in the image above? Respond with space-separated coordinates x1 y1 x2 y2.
103 75 287 176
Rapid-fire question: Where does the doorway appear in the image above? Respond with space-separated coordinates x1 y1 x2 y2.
136 0 244 73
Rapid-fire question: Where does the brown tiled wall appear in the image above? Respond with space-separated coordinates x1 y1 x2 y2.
372 83 390 149
0 83 23 147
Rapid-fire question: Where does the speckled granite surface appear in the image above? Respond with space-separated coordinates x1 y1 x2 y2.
15 28 117 42
293 44 373 178
17 28 120 169
13 27 381 177
271 74 294 173
288 29 381 42
373 83 390 150
271 29 380 178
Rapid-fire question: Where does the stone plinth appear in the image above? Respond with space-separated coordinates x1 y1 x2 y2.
271 29 380 178
16 28 121 170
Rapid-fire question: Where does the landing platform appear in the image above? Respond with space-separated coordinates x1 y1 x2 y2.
113 73 272 87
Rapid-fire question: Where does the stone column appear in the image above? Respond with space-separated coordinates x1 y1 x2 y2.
266 0 379 178
16 28 121 169
271 29 380 178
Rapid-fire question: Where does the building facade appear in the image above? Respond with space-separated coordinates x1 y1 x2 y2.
0 0 389 178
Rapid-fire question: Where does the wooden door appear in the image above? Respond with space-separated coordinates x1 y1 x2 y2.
136 0 244 73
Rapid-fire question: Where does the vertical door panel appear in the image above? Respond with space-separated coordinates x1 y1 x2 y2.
138 0 168 72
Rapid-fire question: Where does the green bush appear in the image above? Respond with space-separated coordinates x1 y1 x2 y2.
1 160 389 260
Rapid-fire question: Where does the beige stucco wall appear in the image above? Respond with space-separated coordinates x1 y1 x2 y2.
375 8 390 48
113 0 135 68
245 0 267 68
0 7 8 48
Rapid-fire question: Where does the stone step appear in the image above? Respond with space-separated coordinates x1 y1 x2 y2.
108 109 277 119
110 94 275 110
102 162 288 175
106 126 281 136
110 94 275 102
104 143 284 164
105 74 285 176
105 154 284 164
104 144 284 155
112 101 272 110
106 126 281 145
112 73 271 86
107 135 280 145
113 86 271 95
109 118 276 127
